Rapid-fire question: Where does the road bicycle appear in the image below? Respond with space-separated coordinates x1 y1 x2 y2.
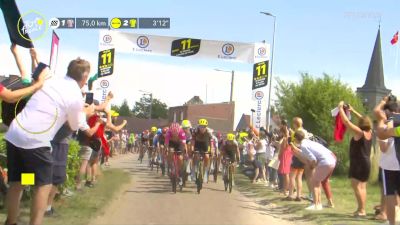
193 151 206 194
170 150 183 193
222 157 235 193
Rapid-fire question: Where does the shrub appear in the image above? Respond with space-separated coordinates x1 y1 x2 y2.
61 140 81 191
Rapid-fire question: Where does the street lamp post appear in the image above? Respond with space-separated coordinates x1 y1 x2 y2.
214 69 235 103
260 11 276 131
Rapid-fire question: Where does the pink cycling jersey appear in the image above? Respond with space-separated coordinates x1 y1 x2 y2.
165 129 186 145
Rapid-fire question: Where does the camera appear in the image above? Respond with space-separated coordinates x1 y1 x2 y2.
384 94 398 113
388 94 397 103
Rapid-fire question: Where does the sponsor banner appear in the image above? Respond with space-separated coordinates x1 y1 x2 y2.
253 42 270 63
252 60 269 90
93 78 111 103
98 48 115 77
251 89 267 130
99 30 269 63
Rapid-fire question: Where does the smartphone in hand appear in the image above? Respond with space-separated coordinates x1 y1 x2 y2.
85 92 94 105
32 62 48 81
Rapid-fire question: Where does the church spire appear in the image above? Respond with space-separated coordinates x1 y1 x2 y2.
362 28 386 90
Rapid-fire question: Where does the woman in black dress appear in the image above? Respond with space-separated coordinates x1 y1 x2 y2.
338 101 372 217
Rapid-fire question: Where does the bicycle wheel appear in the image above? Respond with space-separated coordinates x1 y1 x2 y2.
171 175 177 193
197 160 203 194
213 159 218 183
171 159 177 193
223 164 228 191
139 151 143 163
228 164 233 193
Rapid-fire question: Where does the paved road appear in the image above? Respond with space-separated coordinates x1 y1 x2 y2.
90 153 297 225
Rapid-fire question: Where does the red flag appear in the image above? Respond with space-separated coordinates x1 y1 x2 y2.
391 31 399 45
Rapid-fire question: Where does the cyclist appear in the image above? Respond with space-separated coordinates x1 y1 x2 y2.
191 118 214 183
157 127 168 175
148 127 157 162
165 122 187 186
181 119 193 183
152 128 162 169
139 130 149 161
221 133 241 186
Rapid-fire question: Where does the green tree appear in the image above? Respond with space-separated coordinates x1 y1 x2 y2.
275 73 367 175
111 104 120 113
132 96 168 119
119 99 133 117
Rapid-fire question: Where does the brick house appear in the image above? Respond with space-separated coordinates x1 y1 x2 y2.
168 96 235 133
114 116 169 134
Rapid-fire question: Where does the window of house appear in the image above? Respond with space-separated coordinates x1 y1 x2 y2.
173 112 176 122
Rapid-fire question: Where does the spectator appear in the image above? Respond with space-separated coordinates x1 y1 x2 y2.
128 131 135 153
0 55 46 103
266 133 278 188
290 130 336 210
246 133 262 183
4 58 90 225
121 130 127 154
237 129 248 166
255 131 268 185
278 125 292 196
10 44 38 82
76 102 105 190
45 104 99 217
338 101 372 217
286 117 307 201
374 96 400 225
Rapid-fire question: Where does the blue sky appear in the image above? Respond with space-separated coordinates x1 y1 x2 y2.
0 0 399 107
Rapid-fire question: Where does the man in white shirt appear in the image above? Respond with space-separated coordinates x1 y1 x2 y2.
4 58 91 225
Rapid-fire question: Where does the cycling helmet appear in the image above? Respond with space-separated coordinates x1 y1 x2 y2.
162 127 168 134
151 126 157 133
157 128 162 135
198 118 208 127
227 133 235 141
181 119 191 129
169 123 180 135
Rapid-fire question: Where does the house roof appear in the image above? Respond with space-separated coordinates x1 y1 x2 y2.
184 96 204 105
235 114 250 131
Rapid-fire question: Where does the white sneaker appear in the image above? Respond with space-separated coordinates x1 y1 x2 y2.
305 204 317 210
179 178 183 186
188 176 192 182
316 204 323 210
